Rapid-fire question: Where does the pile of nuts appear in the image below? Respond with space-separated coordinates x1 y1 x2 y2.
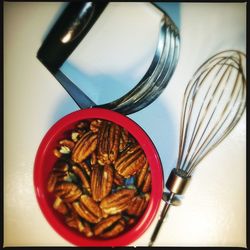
47 119 151 239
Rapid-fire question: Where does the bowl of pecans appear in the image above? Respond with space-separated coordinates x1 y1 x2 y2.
34 108 163 246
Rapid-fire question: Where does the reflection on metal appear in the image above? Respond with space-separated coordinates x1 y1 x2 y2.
99 13 180 115
61 2 94 44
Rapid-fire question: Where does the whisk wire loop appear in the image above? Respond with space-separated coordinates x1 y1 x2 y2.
176 50 246 176
187 62 245 174
184 59 237 172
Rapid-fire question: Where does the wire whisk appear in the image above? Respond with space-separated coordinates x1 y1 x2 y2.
149 50 246 246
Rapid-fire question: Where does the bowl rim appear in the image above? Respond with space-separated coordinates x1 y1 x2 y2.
33 107 163 246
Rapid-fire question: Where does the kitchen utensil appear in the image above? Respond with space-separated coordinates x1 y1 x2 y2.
149 50 246 246
37 2 180 114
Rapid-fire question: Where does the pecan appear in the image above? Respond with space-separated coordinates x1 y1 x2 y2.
51 161 70 182
136 161 151 193
54 182 82 203
71 129 85 142
126 194 150 217
71 165 91 194
71 131 97 163
56 172 71 182
72 195 103 223
56 140 75 155
53 197 69 215
90 152 97 166
100 219 125 238
113 171 125 186
94 214 125 238
76 121 89 130
65 214 93 237
90 119 103 133
91 165 113 202
97 121 121 165
114 145 147 178
59 139 75 151
100 188 136 215
65 202 76 215
78 161 91 176
53 148 62 158
53 161 69 172
59 146 71 154
77 219 93 237
47 161 70 192
119 128 129 152
128 135 137 145
65 215 78 229
141 171 151 193
59 187 82 203
47 173 57 193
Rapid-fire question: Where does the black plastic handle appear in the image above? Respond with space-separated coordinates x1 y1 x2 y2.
37 2 108 73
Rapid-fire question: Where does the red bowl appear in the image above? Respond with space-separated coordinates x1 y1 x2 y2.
34 107 163 246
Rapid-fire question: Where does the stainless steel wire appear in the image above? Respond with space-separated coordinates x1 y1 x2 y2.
176 50 246 177
99 14 180 115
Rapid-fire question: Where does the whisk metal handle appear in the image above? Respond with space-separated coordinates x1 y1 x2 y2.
149 169 191 247
149 193 174 247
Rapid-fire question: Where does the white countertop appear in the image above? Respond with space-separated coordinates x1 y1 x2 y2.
4 2 246 247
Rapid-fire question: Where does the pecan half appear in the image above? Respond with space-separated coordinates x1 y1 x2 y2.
59 146 71 154
65 215 93 237
53 148 62 158
72 195 103 223
126 193 150 217
71 165 91 194
71 129 85 142
51 161 71 182
97 121 121 165
47 161 70 192
119 128 129 152
56 140 74 155
53 160 69 172
65 215 78 229
90 119 103 133
76 120 90 130
59 139 75 151
77 219 93 237
100 188 136 215
91 165 113 202
100 219 125 239
54 182 82 203
78 161 92 176
53 197 69 215
47 173 58 193
113 171 125 186
94 214 125 238
136 161 151 193
71 131 97 163
90 152 97 166
114 145 147 178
